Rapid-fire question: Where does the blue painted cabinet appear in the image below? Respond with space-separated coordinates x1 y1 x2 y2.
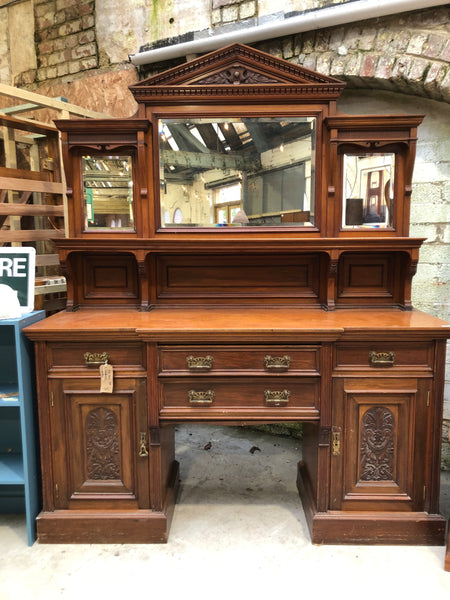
0 311 45 545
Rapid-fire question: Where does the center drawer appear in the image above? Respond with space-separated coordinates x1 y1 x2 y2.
159 377 320 421
158 345 320 376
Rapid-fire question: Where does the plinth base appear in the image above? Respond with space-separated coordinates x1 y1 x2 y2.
297 461 446 545
37 462 179 544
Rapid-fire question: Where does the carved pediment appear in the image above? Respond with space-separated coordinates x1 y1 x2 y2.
129 43 345 103
194 65 280 85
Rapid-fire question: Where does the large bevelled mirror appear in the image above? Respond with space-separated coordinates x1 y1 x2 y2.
158 117 316 228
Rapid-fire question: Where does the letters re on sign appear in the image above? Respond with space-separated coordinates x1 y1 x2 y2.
0 247 36 313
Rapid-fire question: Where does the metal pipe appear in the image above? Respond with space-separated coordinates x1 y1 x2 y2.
129 0 448 66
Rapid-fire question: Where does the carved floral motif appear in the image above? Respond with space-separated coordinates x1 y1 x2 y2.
85 407 120 480
360 406 395 481
195 66 279 85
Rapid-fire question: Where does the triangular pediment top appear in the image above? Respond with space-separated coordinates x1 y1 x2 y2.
131 43 344 88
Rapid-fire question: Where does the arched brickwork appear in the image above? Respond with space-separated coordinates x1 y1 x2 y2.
251 6 450 103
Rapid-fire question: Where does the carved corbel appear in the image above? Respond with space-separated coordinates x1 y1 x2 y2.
137 257 149 311
325 254 339 311
403 255 418 310
59 257 78 312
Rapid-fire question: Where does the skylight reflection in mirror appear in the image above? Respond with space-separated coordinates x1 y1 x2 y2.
158 117 316 228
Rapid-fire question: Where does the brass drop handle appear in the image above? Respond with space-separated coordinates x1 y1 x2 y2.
264 390 291 405
369 351 395 367
84 352 111 366
138 432 149 457
264 355 291 371
186 355 214 370
188 390 215 405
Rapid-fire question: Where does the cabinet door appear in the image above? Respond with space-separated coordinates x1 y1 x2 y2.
330 377 430 512
49 377 149 510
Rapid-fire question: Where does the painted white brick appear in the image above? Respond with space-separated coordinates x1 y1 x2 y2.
418 242 450 263
413 160 450 183
411 222 450 242
410 202 450 223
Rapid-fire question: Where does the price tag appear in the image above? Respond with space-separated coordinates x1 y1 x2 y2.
99 363 113 393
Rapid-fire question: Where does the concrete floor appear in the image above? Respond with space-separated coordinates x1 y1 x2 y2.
1 424 449 599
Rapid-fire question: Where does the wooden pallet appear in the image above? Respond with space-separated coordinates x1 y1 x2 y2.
0 85 111 312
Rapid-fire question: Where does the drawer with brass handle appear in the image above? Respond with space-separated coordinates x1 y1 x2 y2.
159 345 320 375
48 342 146 371
264 389 291 406
334 342 433 372
159 378 319 420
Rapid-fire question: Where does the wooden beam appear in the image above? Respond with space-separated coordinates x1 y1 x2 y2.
0 97 68 116
34 282 67 295
169 124 209 153
0 167 50 181
0 176 64 194
0 83 112 119
0 229 65 242
19 191 33 204
0 129 47 143
0 113 58 136
36 254 60 266
0 204 64 216
162 149 253 171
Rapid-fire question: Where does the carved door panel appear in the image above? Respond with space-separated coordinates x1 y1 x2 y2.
331 377 430 512
49 378 150 510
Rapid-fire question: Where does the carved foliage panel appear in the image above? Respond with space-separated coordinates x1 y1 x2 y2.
67 392 136 499
343 389 416 503
85 407 121 480
360 406 396 482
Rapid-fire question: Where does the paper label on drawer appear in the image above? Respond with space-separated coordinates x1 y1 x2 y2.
100 363 113 393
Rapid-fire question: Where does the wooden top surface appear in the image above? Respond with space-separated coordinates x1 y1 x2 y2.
24 307 450 342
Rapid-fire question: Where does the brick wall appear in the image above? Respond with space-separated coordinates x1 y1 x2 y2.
37 0 97 82
14 0 97 87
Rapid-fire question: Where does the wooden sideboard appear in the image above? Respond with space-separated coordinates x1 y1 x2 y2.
24 44 450 545
26 307 449 544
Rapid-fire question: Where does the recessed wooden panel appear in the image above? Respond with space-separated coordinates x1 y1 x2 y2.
82 253 139 303
348 263 386 287
336 252 405 306
156 254 321 303
338 253 392 297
